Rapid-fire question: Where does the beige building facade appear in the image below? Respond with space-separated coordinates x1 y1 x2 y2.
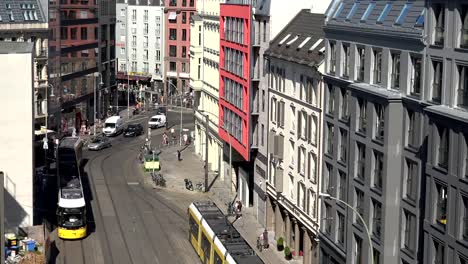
191 0 225 178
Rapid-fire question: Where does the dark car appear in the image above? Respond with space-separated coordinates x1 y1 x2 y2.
124 123 144 137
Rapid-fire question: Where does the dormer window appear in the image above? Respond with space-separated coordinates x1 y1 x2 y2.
433 4 445 46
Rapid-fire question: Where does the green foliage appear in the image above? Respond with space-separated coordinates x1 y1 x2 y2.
277 237 284 246
284 246 291 257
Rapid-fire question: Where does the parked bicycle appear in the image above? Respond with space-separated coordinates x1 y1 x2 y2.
195 182 205 192
151 172 166 187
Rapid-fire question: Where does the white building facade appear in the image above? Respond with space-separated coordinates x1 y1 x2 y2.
116 0 165 82
264 10 326 264
0 42 35 228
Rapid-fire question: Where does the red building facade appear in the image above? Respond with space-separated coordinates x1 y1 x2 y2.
219 4 251 161
164 0 195 97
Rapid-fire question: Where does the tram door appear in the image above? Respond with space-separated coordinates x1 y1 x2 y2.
201 232 211 263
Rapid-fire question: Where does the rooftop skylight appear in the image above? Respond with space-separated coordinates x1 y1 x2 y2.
346 2 360 20
377 2 392 23
395 3 413 25
279 34 291 45
310 38 324 51
415 9 425 26
286 35 299 46
333 2 345 19
361 2 376 22
298 37 311 49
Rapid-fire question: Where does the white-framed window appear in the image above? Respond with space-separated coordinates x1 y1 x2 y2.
308 152 317 183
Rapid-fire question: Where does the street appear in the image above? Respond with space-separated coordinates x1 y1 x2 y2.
49 109 202 264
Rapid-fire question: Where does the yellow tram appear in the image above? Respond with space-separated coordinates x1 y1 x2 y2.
188 201 263 264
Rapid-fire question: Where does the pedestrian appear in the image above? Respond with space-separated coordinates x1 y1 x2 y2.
177 150 181 161
183 133 188 145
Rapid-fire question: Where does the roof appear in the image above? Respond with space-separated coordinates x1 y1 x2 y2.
325 0 425 33
117 0 161 5
105 115 122 123
0 0 46 24
0 41 33 54
59 136 83 149
264 9 325 67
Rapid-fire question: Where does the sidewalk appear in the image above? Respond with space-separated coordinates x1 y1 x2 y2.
153 144 297 264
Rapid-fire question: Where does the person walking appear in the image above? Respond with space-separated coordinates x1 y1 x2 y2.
177 150 181 161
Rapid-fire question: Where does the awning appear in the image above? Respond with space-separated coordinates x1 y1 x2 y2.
168 12 177 20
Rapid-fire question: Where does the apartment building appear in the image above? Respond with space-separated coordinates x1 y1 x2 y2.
164 0 196 97
191 0 224 177
264 10 326 264
116 0 164 104
0 42 35 228
422 1 468 263
48 0 116 133
0 0 49 128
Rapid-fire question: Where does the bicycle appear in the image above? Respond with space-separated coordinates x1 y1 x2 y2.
151 173 166 187
195 182 205 192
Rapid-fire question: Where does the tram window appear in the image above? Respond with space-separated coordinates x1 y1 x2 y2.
58 208 84 227
214 251 223 264
189 215 199 239
201 232 211 259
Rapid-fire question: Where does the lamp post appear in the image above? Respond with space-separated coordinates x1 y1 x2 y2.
94 73 104 135
166 81 184 145
44 84 54 172
199 110 232 195
318 193 374 264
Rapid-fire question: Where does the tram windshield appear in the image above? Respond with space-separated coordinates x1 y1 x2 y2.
57 207 85 228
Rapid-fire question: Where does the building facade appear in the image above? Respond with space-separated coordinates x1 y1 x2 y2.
264 10 326 264
0 0 49 128
0 42 35 228
48 0 116 134
191 0 224 178
164 0 196 98
116 0 164 106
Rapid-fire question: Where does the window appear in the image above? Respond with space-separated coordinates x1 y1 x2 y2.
354 235 362 264
169 0 176 6
311 115 318 145
327 84 335 115
324 204 332 235
169 45 177 57
343 45 350 77
373 49 382 84
356 143 365 181
357 47 365 81
361 2 376 22
346 2 359 20
373 151 383 190
437 126 449 169
457 65 468 109
340 89 349 120
395 3 412 25
372 200 382 239
71 28 77 39
337 212 345 245
432 60 443 103
155 50 161 61
132 9 136 20
170 29 177 40
407 109 418 147
462 196 468 241
460 6 468 48
358 99 367 133
80 27 87 40
190 0 194 7
435 183 448 226
271 98 277 123
308 191 317 219
433 4 445 46
261 124 264 146
181 63 186 73
355 189 364 225
290 140 295 167
465 137 468 178
377 2 392 23
308 152 317 183
375 104 384 141
323 164 332 194
338 170 346 200
182 29 187 41
182 46 187 57
391 53 400 89
327 123 334 156
410 56 422 95
298 146 306 175
339 129 347 163
169 61 176 71
433 239 445 264
404 159 418 202
182 12 187 23
277 101 285 128
329 42 336 73
403 210 416 252
189 214 199 239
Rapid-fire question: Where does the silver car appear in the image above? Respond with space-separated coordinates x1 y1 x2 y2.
87 137 112 151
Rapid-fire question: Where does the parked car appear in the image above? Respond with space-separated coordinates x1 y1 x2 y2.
124 123 144 137
148 115 166 129
87 137 111 151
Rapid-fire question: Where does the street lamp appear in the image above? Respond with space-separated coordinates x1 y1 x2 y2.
198 110 232 195
166 81 184 146
318 193 374 264
94 73 104 135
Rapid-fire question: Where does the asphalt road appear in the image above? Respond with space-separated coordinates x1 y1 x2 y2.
50 110 201 264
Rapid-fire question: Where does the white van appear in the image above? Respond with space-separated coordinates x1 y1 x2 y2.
103 116 124 136
148 114 166 129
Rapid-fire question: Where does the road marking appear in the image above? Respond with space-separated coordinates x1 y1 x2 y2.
127 182 140 185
